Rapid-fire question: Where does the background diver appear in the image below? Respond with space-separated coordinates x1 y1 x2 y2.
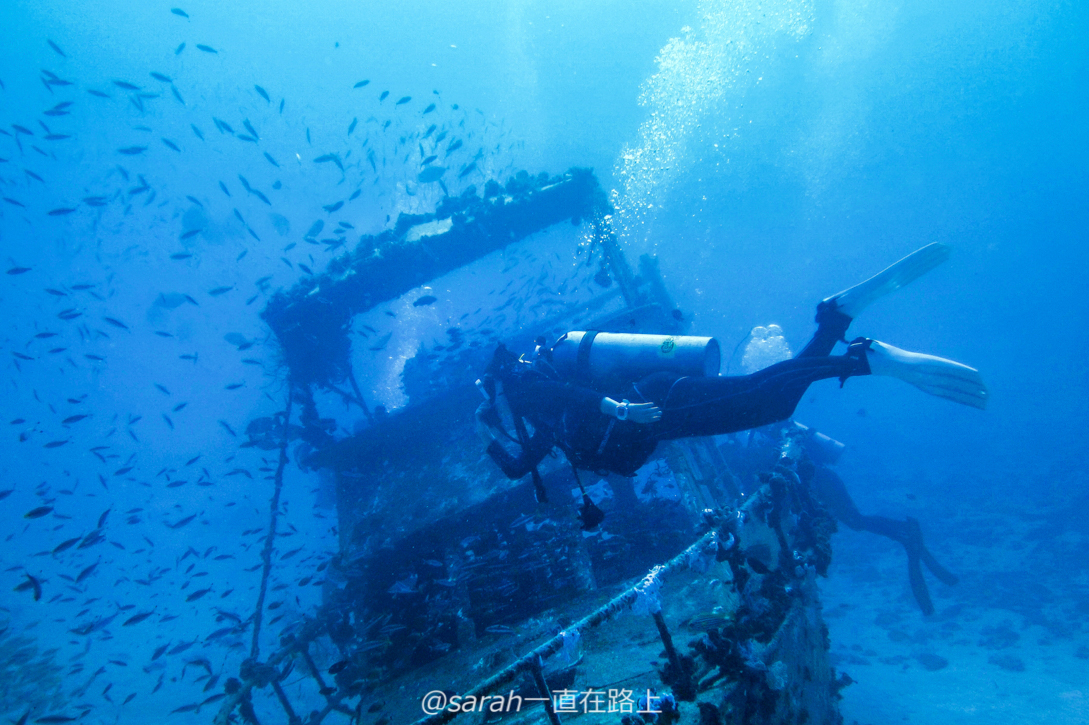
474 243 985 598
812 460 959 615
737 422 960 616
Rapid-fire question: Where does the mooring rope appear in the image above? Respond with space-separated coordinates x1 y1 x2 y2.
346 369 375 425
410 530 717 725
250 387 295 660
216 425 811 725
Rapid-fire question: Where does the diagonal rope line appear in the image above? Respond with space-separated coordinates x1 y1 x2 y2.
250 387 295 660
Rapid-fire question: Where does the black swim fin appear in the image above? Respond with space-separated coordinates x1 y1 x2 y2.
902 517 960 615
909 517 959 586
578 494 605 531
906 546 935 616
531 468 548 504
902 517 934 615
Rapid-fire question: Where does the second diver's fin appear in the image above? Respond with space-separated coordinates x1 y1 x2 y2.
903 517 936 616
862 339 989 410
824 242 952 318
906 547 935 616
908 517 960 586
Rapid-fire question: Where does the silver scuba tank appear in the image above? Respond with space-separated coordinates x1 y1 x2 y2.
549 331 720 385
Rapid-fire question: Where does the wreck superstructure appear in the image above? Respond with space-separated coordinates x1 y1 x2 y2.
216 168 847 725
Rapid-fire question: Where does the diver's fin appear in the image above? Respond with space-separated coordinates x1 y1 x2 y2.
578 494 605 531
864 339 988 409
907 517 960 586
903 519 936 615
824 243 952 318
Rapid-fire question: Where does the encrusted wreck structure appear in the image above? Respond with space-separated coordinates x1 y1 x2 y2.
217 168 848 725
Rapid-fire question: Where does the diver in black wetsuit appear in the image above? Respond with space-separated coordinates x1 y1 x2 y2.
476 244 987 489
808 462 959 616
732 425 959 616
477 310 869 479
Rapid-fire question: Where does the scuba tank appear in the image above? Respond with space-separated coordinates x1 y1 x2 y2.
549 331 720 387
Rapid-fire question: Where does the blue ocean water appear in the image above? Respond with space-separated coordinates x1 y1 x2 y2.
1 0 1086 723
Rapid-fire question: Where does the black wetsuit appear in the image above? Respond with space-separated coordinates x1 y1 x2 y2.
487 307 869 478
808 464 959 615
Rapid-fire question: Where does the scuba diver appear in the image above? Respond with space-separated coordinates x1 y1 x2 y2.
475 243 987 529
811 462 959 616
733 421 959 616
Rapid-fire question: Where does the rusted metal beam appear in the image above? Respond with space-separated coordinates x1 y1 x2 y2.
262 168 609 387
